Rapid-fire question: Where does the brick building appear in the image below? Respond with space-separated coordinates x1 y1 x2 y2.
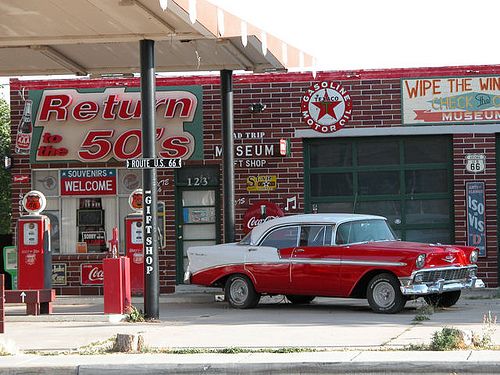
9 64 500 294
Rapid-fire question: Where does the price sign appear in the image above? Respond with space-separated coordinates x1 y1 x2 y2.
126 158 182 169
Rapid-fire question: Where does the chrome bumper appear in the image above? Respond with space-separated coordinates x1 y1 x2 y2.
183 271 191 284
400 276 485 295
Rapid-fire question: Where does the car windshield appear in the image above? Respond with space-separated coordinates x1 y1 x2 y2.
335 219 396 245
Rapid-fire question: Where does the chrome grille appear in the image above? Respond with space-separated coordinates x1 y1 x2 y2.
417 267 471 283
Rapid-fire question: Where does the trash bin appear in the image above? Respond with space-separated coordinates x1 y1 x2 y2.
103 256 131 314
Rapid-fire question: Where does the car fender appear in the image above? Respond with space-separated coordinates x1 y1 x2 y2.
191 264 257 288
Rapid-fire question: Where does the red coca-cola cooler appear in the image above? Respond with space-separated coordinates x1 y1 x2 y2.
103 257 131 315
125 189 144 295
17 191 52 290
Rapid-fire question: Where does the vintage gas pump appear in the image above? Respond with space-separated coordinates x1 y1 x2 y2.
125 189 144 295
17 190 52 290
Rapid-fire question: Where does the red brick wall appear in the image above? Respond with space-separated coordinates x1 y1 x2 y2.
9 65 500 293
453 134 498 286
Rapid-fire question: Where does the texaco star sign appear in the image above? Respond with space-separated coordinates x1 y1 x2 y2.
301 81 353 133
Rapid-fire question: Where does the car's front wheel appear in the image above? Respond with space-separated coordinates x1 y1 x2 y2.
424 290 461 308
225 274 260 309
286 295 315 304
367 273 406 314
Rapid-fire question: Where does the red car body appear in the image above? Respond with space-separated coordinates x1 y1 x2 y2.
186 214 484 313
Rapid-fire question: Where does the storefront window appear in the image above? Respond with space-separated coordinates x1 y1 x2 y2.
405 169 448 194
311 173 353 197
358 171 400 195
357 140 399 165
405 199 450 224
31 168 164 255
405 136 449 164
310 142 351 168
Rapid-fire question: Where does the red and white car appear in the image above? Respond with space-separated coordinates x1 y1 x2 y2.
185 214 484 313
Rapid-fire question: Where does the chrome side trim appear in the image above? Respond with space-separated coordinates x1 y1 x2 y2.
290 259 406 267
291 258 341 265
342 259 407 267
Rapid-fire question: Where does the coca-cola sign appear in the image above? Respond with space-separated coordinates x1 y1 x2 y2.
81 263 104 285
242 201 285 234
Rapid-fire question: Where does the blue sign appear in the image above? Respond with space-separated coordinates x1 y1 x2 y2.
466 181 486 256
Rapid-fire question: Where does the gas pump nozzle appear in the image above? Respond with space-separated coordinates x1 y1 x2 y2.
108 227 119 258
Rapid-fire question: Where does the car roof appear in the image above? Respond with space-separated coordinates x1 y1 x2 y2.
249 213 387 244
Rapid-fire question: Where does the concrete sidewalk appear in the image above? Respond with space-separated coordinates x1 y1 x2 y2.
1 287 499 374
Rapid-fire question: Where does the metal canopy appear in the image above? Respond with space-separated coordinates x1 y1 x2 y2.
0 0 313 76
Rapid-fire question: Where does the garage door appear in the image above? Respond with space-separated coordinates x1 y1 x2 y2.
304 135 454 244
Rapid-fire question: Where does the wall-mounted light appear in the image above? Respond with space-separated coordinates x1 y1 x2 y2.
4 155 12 170
249 103 266 113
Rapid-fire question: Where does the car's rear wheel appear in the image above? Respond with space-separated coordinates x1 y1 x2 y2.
424 290 461 308
367 273 406 314
285 295 315 304
225 274 260 309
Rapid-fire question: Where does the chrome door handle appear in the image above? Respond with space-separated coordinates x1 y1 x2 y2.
294 249 305 253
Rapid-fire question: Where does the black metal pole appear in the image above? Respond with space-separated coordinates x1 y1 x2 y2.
221 70 235 243
140 39 159 320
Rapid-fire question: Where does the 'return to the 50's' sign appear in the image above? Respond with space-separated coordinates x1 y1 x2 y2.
29 86 203 163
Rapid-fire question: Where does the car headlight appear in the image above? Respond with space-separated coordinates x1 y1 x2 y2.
416 254 426 269
470 250 478 263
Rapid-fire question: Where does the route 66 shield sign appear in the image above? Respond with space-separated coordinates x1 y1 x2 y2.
465 154 486 173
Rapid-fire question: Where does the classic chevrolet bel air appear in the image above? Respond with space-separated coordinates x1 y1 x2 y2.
185 214 485 313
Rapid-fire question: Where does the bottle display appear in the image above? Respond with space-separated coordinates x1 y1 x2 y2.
14 100 33 155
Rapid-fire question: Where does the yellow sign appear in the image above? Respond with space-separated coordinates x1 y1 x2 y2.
246 175 277 192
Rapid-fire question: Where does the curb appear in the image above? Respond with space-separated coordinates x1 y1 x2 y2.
2 361 500 375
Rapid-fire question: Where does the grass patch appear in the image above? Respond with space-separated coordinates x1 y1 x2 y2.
147 346 321 355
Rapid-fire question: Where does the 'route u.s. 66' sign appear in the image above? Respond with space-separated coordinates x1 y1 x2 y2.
301 81 353 133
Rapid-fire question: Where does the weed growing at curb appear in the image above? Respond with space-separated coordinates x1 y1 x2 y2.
413 302 434 323
405 311 498 351
124 305 146 323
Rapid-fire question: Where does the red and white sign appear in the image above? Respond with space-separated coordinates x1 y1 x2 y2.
31 87 202 163
81 263 104 285
60 169 117 196
242 200 285 234
301 81 353 133
13 174 30 183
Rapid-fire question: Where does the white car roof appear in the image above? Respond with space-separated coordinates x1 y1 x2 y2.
249 213 387 244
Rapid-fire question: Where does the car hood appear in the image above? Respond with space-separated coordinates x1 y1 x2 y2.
357 241 473 267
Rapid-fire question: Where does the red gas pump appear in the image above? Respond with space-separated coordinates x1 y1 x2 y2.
125 189 144 295
17 191 52 290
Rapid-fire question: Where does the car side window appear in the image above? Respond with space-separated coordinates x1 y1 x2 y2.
260 226 299 249
336 222 352 245
299 225 333 247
